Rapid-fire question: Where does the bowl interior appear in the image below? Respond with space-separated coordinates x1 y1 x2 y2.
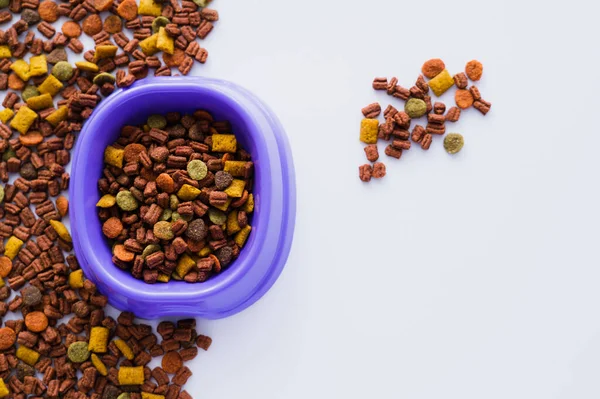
73 82 267 298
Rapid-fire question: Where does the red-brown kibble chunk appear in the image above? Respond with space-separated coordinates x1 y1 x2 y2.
359 164 372 183
161 351 183 374
372 162 386 179
421 58 445 79
196 335 212 351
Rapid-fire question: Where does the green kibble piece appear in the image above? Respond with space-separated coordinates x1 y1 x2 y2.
192 0 209 6
21 86 40 101
52 61 74 82
208 208 226 225
444 133 464 154
93 72 115 86
171 212 181 222
147 114 167 129
68 341 90 363
0 0 9 8
2 148 16 161
153 221 174 240
187 160 207 181
0 185 4 203
404 98 428 118
115 190 138 211
160 208 172 221
169 194 179 210
141 244 161 259
117 394 131 399
151 16 170 33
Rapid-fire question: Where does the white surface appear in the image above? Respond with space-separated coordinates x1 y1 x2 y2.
5 0 600 397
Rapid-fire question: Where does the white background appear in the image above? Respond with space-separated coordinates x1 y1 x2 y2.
6 0 600 398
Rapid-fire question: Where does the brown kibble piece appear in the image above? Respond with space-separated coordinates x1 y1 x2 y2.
82 14 103 36
364 144 378 162
161 351 183 374
117 0 138 21
25 311 49 332
0 256 12 277
453 72 468 89
38 0 59 22
103 15 123 34
421 58 445 79
102 217 123 239
473 99 492 115
361 103 381 119
0 327 16 350
123 143 146 163
445 107 461 122
62 21 82 38
455 89 474 109
465 60 483 81
372 162 386 179
358 164 372 183
384 145 402 159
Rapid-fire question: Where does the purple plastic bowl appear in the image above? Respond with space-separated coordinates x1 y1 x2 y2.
69 77 295 319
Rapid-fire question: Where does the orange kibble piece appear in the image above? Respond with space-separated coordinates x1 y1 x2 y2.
156 173 175 193
25 311 49 332
8 73 25 90
117 0 138 21
38 0 59 22
455 89 474 109
93 0 113 12
0 256 12 278
103 15 123 34
161 351 183 374
0 327 16 350
123 143 146 163
56 196 69 217
19 131 44 146
465 60 483 81
113 244 134 262
82 14 103 36
421 58 446 79
162 48 185 67
102 217 123 239
62 21 82 38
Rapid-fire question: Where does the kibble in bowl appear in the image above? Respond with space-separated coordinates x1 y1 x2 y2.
70 77 296 319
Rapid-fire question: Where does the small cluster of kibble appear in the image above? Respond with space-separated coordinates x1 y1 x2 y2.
99 109 254 284
358 59 492 182
0 277 212 399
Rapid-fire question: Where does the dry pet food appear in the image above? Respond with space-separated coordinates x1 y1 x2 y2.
98 110 254 284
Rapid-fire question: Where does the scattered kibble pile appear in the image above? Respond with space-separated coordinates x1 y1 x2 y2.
98 109 254 284
0 0 221 396
358 59 492 182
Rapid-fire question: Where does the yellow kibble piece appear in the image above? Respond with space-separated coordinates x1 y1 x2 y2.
156 27 174 55
95 45 118 60
0 109 14 124
45 106 68 127
10 106 37 134
75 61 99 73
16 346 40 366
0 378 8 397
29 55 48 77
139 34 159 55
226 210 241 235
211 134 237 153
359 118 379 144
224 179 246 198
91 354 108 376
198 247 211 257
175 254 196 277
104 146 124 168
37 75 63 97
242 193 254 213
69 269 84 288
223 161 248 177
0 279 4 288
429 69 455 97
4 236 24 260
118 366 145 385
170 272 182 281
26 93 53 111
49 220 72 243
142 393 165 399
10 60 30 81
114 339 134 360
234 225 252 248
96 194 116 208
177 184 201 201
212 197 231 211
138 0 162 15
0 46 11 58
88 327 109 353
157 273 170 283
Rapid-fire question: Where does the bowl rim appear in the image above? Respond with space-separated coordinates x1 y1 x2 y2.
69 77 295 314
